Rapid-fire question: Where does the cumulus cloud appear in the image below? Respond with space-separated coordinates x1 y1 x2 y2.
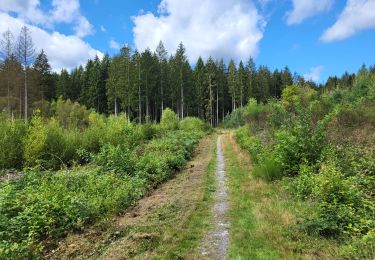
0 0 94 37
0 12 102 71
286 0 334 25
303 65 324 82
109 39 120 50
133 0 265 63
321 0 375 42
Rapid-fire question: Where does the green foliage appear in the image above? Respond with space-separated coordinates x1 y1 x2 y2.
235 68 375 257
223 108 245 128
0 118 204 258
51 97 90 129
0 117 26 169
243 98 269 124
235 125 263 162
96 144 137 176
160 108 179 130
179 117 209 132
252 154 282 181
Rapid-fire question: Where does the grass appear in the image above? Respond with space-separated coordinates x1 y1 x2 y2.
223 132 340 259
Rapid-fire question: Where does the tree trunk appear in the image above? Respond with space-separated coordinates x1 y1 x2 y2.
180 68 184 119
138 60 142 124
216 86 219 127
114 97 118 117
24 66 28 121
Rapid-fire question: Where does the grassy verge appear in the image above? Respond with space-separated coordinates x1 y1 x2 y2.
223 132 339 259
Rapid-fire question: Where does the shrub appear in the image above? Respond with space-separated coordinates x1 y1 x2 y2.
0 118 26 169
304 161 363 237
179 117 209 132
235 125 263 162
160 108 179 130
223 107 245 128
95 144 137 176
253 154 283 181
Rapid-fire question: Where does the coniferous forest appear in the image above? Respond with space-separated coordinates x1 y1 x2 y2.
0 26 374 259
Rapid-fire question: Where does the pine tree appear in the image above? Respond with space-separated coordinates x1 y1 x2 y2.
0 29 14 115
216 59 227 123
205 57 217 126
156 41 168 115
246 57 256 101
227 59 238 110
174 43 188 118
193 57 206 119
107 55 122 116
33 50 52 111
238 60 247 108
57 69 71 99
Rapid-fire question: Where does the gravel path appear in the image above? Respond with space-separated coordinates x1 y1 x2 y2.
200 135 229 259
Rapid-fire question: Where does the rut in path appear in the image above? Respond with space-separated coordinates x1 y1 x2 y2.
200 135 229 259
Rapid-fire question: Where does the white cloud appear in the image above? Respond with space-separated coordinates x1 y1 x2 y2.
304 65 324 81
74 16 94 37
100 25 106 32
286 0 334 25
321 0 375 42
0 12 102 71
109 39 120 50
0 0 94 37
132 0 265 63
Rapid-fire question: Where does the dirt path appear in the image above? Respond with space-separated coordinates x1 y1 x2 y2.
46 134 216 259
200 134 229 259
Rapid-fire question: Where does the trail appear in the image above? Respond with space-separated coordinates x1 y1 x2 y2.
46 135 216 259
200 135 229 259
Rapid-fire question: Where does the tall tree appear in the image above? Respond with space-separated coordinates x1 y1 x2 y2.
33 49 52 112
174 43 188 118
107 55 122 116
193 57 206 119
0 29 14 115
156 41 168 114
133 50 142 123
246 57 256 101
227 59 238 110
57 69 71 99
17 26 35 120
238 61 247 108
205 57 217 126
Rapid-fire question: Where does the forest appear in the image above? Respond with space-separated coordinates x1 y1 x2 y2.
0 26 374 259
0 26 329 125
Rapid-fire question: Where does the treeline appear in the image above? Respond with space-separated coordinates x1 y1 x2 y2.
0 27 305 125
0 26 366 125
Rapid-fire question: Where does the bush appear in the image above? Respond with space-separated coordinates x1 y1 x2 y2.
253 154 283 181
95 144 137 176
179 117 209 132
0 128 203 258
235 125 263 162
223 108 245 128
0 118 26 169
304 161 363 237
160 108 179 130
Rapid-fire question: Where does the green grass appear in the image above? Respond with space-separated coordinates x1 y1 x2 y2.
160 137 217 258
223 133 340 259
224 135 280 259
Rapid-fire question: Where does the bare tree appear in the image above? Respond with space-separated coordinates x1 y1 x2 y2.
0 29 14 115
17 26 35 121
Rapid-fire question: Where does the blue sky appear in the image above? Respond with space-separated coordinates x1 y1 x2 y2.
1 0 375 83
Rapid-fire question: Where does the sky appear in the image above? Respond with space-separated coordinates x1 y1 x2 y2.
1 0 375 83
